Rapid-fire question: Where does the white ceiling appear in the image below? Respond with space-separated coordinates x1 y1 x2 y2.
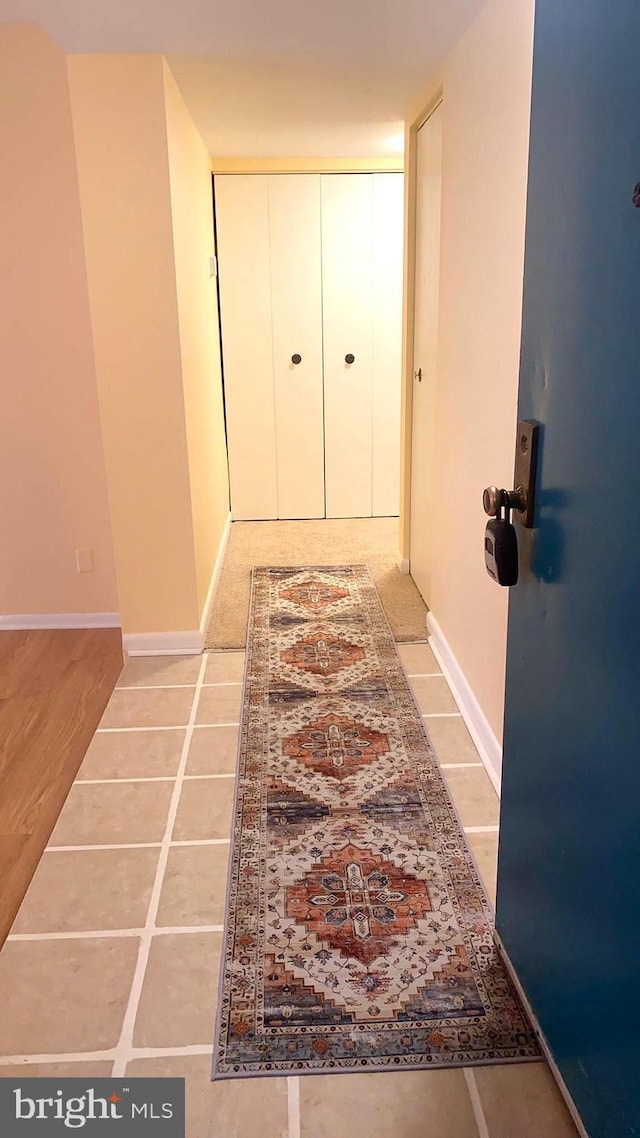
0 0 485 156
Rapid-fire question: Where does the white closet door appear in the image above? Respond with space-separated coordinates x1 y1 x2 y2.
372 173 404 516
321 174 374 519
215 175 278 520
410 105 443 606
268 175 324 519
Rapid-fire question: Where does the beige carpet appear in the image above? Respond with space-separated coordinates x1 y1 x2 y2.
205 517 428 649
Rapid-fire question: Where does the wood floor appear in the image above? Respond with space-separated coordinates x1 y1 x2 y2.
0 628 123 949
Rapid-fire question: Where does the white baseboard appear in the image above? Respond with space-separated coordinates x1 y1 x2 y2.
200 511 232 638
397 554 410 575
123 630 204 657
494 932 589 1138
123 512 232 658
426 612 502 794
0 612 121 631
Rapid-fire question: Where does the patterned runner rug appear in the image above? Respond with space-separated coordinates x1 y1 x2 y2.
214 566 539 1077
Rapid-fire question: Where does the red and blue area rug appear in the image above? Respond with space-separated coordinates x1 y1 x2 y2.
214 565 539 1077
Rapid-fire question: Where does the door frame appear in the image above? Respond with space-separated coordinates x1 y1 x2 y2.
398 86 443 568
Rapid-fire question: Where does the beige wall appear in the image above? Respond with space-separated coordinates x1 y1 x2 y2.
68 54 229 637
163 62 230 617
0 25 118 618
406 0 534 743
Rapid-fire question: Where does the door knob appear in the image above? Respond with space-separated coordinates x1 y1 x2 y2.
483 485 527 517
291 353 302 365
345 353 355 365
414 368 422 382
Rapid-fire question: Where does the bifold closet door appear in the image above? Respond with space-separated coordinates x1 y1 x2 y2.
215 175 278 520
268 175 324 519
321 175 374 518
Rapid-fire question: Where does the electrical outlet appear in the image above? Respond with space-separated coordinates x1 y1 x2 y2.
76 547 94 573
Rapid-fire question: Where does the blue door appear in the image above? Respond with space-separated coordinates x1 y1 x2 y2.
496 3 640 1137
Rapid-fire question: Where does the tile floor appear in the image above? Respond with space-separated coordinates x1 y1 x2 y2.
0 643 578 1138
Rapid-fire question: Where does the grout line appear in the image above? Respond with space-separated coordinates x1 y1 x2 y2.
95 723 240 732
183 773 235 780
152 925 224 936
72 774 235 785
116 684 196 691
288 1075 301 1138
111 653 209 1078
464 825 500 834
464 1069 491 1138
116 682 242 691
96 722 240 734
406 672 443 678
422 712 462 719
192 722 240 729
7 925 225 943
45 839 231 852
0 1045 215 1068
97 726 185 734
8 929 143 942
170 838 231 847
76 777 176 785
439 762 484 769
46 843 163 853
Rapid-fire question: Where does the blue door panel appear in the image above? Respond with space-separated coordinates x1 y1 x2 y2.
497 3 640 1136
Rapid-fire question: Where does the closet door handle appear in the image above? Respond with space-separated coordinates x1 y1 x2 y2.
345 353 355 365
291 353 302 365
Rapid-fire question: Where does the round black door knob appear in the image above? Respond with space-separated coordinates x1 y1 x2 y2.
345 353 355 364
291 353 302 365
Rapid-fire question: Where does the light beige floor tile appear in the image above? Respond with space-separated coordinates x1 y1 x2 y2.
157 844 229 927
0 937 139 1054
300 1069 478 1138
0 1062 114 1077
398 642 440 675
473 1062 579 1138
125 1055 288 1138
50 781 174 846
173 779 235 842
133 932 221 1048
11 847 159 933
196 686 242 726
205 651 246 684
443 767 500 827
78 729 185 780
117 654 203 688
100 688 195 729
410 676 458 715
466 831 499 906
425 717 482 766
187 726 239 776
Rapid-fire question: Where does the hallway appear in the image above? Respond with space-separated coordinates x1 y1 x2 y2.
205 518 428 649
0 530 576 1137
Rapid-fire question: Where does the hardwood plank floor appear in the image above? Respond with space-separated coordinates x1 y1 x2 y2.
0 628 123 948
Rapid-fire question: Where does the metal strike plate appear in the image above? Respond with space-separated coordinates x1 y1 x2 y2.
512 420 539 528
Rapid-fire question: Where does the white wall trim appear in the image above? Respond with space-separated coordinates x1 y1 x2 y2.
122 512 232 658
494 932 589 1138
123 630 204 657
397 555 410 575
427 612 502 794
199 511 232 638
0 612 121 631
